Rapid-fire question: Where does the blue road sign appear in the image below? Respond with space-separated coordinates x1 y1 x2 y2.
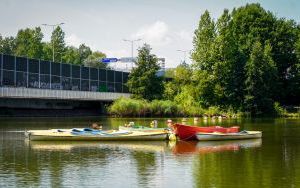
101 58 119 63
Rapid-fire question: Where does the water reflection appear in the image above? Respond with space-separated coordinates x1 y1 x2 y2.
170 139 262 155
1 118 300 187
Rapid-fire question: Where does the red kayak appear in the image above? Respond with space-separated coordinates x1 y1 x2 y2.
172 123 239 140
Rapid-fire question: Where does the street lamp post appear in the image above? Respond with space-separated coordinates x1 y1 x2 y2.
123 38 141 69
177 49 188 64
42 23 65 62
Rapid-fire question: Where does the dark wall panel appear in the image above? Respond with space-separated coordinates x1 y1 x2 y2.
51 76 61 90
62 64 71 77
81 79 89 91
71 65 80 78
0 53 130 93
99 69 106 81
115 71 122 83
107 82 115 92
107 70 114 82
40 60 50 74
40 75 50 89
29 59 39 73
62 77 71 90
28 73 39 88
3 70 14 86
3 55 15 70
90 80 98 92
16 72 27 87
81 67 89 79
16 57 27 72
90 68 98 80
99 82 107 92
72 79 80 91
51 62 60 76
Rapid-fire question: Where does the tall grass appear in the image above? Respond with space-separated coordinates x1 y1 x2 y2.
108 97 241 117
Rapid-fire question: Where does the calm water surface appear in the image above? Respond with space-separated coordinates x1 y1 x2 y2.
0 117 300 188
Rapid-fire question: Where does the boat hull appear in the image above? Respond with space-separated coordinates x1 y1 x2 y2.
172 123 239 140
119 126 167 132
196 131 262 141
27 130 168 141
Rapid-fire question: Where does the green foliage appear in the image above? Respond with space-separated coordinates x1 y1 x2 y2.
84 51 107 68
163 81 177 100
50 26 65 62
244 41 277 115
0 35 15 55
127 44 163 101
273 102 287 116
191 10 216 71
109 97 238 117
63 46 81 65
108 97 149 117
0 27 106 66
149 100 179 116
187 3 299 115
78 44 92 63
15 27 43 59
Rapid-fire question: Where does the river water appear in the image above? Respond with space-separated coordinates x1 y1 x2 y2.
0 117 299 188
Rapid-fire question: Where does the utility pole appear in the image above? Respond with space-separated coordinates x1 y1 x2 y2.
123 38 141 70
42 23 65 62
177 49 188 64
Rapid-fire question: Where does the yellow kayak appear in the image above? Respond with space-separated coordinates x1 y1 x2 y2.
26 128 169 141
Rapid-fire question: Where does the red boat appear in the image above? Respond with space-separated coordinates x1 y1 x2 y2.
172 123 239 140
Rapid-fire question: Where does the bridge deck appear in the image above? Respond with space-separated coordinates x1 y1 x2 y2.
0 87 130 101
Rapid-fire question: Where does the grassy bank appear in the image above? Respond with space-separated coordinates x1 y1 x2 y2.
108 97 243 117
108 98 300 118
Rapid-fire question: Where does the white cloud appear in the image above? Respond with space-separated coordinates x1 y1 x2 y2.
65 34 82 48
132 21 171 47
176 30 193 42
104 49 129 58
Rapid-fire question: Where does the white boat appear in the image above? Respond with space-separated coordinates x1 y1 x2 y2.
26 129 169 141
118 125 168 132
196 131 262 141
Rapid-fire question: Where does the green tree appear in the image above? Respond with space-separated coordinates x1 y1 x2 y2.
51 26 65 62
84 51 107 68
127 44 163 100
62 46 81 65
14 27 43 58
78 44 92 64
211 9 246 108
163 63 192 101
0 35 15 55
244 42 277 115
191 10 216 71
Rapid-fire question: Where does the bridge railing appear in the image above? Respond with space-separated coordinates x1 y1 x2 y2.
0 54 130 93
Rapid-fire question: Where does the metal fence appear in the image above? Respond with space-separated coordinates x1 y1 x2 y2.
0 54 130 93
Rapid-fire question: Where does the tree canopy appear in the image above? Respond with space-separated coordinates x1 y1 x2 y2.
0 27 106 68
164 3 300 115
127 44 163 101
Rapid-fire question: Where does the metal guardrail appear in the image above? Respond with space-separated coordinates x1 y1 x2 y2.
0 87 130 101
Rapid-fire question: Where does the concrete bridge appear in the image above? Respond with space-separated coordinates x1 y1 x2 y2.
0 87 130 101
0 54 131 116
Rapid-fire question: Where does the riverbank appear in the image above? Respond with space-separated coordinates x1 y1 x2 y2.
108 97 300 118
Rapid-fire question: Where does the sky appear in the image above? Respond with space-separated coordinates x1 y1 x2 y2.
0 0 300 68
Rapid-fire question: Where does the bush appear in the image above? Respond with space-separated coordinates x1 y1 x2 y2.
108 97 149 117
274 102 286 117
109 97 241 117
